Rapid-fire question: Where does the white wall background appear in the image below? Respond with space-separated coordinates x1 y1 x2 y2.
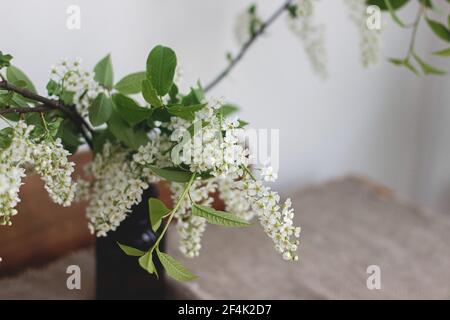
1 0 449 214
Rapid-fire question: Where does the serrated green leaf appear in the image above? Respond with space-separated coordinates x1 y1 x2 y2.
117 242 145 257
413 53 446 75
149 166 193 183
157 250 197 282
139 251 156 275
146 45 177 96
7 66 37 93
149 198 170 231
107 109 149 150
115 71 146 94
112 93 152 126
192 204 251 227
0 127 14 149
89 93 113 126
432 47 450 57
219 104 239 117
166 103 206 121
142 79 162 107
94 54 114 89
426 18 450 43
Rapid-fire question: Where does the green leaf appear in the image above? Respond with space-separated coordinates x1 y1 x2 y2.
403 59 420 75
166 103 206 121
181 85 204 106
56 119 82 153
94 54 114 89
169 84 179 104
156 250 197 282
89 93 113 126
219 104 239 117
0 51 13 69
92 129 115 154
46 79 61 96
426 18 450 43
117 242 145 257
383 0 406 27
149 166 193 183
413 53 446 75
115 71 146 94
60 91 75 105
191 204 251 227
107 109 149 150
366 0 410 10
112 93 152 126
6 66 37 93
0 127 14 149
433 47 450 57
146 45 177 96
142 79 162 107
389 57 420 75
148 198 170 231
139 251 156 275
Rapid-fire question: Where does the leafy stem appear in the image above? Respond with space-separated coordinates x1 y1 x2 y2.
153 173 197 250
406 2 426 60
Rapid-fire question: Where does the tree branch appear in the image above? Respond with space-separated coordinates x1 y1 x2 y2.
204 0 294 93
0 105 51 115
0 79 94 148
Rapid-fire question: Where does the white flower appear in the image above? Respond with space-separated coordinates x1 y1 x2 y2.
0 121 76 225
260 165 278 182
344 0 381 67
77 143 160 236
31 138 77 207
49 58 106 117
287 0 328 79
171 179 216 257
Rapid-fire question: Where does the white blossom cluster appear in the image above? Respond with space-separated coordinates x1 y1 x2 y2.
74 96 300 261
0 121 77 225
344 0 381 67
170 104 249 179
77 143 160 237
32 138 77 206
167 99 300 260
287 0 328 79
50 58 105 116
241 172 300 261
0 122 33 225
170 179 216 257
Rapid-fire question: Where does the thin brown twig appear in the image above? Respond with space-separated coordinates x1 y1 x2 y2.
0 105 51 115
0 79 94 148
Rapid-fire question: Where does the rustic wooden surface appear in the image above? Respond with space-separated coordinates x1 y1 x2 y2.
2 176 450 299
167 177 450 299
0 152 174 276
0 152 93 276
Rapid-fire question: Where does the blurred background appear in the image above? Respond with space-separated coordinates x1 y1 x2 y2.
2 0 449 214
1 0 450 299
